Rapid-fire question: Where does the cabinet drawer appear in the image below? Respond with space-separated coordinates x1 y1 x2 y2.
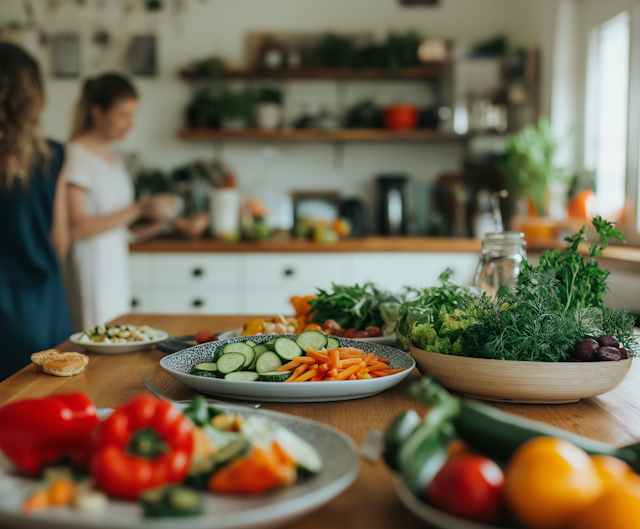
130 254 153 287
154 253 239 287
130 285 155 313
155 286 237 314
244 253 344 290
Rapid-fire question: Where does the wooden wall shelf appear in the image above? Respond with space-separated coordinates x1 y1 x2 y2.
177 128 468 142
178 64 448 81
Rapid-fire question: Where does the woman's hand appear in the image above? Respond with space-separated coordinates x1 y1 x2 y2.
142 194 177 222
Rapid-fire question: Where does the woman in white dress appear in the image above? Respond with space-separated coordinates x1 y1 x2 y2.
66 74 174 329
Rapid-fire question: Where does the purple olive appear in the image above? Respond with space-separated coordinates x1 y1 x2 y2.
596 346 622 361
571 339 600 361
598 335 620 349
619 347 631 359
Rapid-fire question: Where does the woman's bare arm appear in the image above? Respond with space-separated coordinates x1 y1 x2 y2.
50 164 70 257
67 184 145 241
129 220 167 244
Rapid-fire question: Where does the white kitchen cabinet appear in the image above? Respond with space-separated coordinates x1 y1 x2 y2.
130 251 480 314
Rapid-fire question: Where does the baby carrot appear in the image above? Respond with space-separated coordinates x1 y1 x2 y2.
292 356 316 364
278 360 301 371
329 350 342 369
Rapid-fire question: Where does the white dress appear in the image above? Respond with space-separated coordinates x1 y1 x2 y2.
65 143 133 330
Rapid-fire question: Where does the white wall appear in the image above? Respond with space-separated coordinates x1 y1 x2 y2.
1 0 559 224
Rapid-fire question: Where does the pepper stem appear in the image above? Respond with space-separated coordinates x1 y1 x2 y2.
127 428 169 459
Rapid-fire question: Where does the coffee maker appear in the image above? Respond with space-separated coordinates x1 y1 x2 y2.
376 175 408 235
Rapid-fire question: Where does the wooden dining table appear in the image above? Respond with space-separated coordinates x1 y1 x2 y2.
2 313 640 529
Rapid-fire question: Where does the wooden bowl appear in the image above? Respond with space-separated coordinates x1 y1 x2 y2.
410 346 633 404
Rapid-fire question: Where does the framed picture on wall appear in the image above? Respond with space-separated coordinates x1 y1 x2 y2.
126 35 157 77
51 33 80 78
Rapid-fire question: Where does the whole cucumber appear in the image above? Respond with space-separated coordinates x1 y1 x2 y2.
383 410 421 471
399 429 449 496
454 399 640 470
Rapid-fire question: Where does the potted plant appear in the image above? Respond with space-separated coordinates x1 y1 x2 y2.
170 165 210 240
219 89 256 130
255 87 283 130
499 118 567 241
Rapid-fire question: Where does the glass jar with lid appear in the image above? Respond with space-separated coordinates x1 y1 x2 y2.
473 232 527 296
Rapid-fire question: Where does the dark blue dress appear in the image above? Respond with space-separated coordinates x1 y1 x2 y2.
0 140 73 381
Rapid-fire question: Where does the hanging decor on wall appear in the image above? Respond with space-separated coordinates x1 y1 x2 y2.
51 33 80 77
126 34 157 76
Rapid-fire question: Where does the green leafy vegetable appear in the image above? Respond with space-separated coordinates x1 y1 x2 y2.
308 283 404 331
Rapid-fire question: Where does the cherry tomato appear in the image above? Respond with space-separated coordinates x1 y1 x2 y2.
427 454 504 524
323 319 342 331
344 328 358 338
365 326 382 337
354 330 369 338
195 330 217 344
335 328 346 337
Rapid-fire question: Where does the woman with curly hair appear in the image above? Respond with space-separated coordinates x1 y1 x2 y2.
0 42 72 380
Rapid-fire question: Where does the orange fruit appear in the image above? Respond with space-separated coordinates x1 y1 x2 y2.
591 454 637 492
505 437 602 529
573 478 640 529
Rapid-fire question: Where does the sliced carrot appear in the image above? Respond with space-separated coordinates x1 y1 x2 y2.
292 356 316 364
340 358 365 367
327 368 339 378
356 372 373 379
363 353 376 366
329 350 342 369
303 323 323 332
333 363 364 381
367 364 390 372
294 369 319 382
48 478 75 506
22 490 49 513
377 358 391 364
383 369 405 375
348 375 357 380
319 363 330 373
278 360 301 371
310 372 325 382
305 349 331 364
284 364 308 382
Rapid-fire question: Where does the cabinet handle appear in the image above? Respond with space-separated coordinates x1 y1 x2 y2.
131 298 139 308
284 268 295 277
192 299 204 308
192 267 204 277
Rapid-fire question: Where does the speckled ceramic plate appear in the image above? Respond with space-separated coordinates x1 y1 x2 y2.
160 334 415 403
219 329 397 347
0 403 359 529
70 329 168 354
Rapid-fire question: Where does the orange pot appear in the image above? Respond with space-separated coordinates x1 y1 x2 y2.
384 104 418 130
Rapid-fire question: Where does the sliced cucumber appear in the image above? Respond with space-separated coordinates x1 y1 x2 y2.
326 337 340 351
255 351 283 373
221 342 255 368
224 371 259 382
259 371 291 382
296 330 328 352
274 337 302 362
193 362 217 372
264 339 277 351
244 340 257 347
265 339 277 345
249 344 268 370
216 353 246 374
274 427 323 474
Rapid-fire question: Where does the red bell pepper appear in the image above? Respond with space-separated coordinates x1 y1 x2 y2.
90 395 194 500
0 392 99 475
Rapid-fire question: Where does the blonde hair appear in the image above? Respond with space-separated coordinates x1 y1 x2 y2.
70 73 138 140
0 43 49 189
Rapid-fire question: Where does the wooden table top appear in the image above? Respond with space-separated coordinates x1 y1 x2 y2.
2 313 640 529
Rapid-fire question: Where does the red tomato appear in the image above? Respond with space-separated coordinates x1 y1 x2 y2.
354 330 369 338
325 328 336 335
344 328 358 338
335 328 346 337
323 319 342 331
427 454 504 524
195 330 217 344
365 326 382 337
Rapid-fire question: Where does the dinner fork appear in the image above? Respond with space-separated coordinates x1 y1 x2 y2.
141 378 261 409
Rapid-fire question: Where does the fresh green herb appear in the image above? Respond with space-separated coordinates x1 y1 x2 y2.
395 270 476 351
532 216 625 312
308 283 404 332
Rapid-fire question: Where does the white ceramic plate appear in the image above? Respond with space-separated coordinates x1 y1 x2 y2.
219 329 397 347
161 334 415 403
0 403 359 529
395 477 508 529
70 329 169 354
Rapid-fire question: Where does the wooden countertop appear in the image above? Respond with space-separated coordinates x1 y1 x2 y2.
130 236 482 253
3 314 640 528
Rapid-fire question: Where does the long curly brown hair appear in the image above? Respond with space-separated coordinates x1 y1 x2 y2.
0 43 49 189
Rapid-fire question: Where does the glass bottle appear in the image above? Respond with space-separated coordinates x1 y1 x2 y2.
473 232 527 296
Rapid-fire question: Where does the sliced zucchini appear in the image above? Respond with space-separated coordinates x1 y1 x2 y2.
255 351 283 373
274 337 303 362
193 362 217 372
326 337 340 351
221 342 255 368
224 371 259 382
296 330 328 352
249 344 269 370
244 340 257 347
216 353 246 374
259 371 291 382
